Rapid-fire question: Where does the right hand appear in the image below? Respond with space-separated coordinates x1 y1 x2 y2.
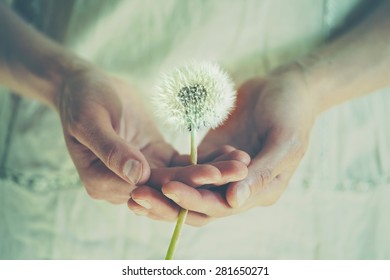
56 67 178 204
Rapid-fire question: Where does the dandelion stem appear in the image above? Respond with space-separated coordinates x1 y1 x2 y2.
165 208 188 260
190 129 197 165
165 129 197 260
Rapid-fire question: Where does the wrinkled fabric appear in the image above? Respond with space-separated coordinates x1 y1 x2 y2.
1 0 389 259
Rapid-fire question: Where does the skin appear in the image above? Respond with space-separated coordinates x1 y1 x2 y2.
0 5 249 207
128 145 250 226
131 0 390 226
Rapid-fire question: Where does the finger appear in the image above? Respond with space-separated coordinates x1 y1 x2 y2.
171 145 236 166
226 130 298 208
129 187 214 226
128 189 210 225
211 149 251 166
198 145 237 164
82 160 134 203
129 185 217 226
127 199 149 216
65 138 136 203
207 160 248 186
185 211 214 227
148 160 247 189
148 209 214 227
129 186 180 221
70 106 150 186
148 165 222 188
162 181 236 218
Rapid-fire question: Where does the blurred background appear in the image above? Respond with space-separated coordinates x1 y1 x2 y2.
0 0 389 259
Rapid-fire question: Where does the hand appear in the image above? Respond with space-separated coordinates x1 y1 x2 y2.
160 65 317 219
56 67 178 204
127 145 250 226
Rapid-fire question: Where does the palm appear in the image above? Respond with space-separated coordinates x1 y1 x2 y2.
113 79 177 169
199 79 266 157
200 76 315 208
59 71 177 204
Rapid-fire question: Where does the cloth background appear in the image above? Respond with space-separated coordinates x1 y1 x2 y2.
1 0 389 259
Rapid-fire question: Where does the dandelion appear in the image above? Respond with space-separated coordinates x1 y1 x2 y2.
155 61 236 259
155 61 236 133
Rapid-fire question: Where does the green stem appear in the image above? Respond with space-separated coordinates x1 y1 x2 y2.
165 129 197 260
165 208 188 260
190 129 197 165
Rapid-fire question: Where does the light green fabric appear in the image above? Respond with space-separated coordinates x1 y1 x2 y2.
1 0 389 259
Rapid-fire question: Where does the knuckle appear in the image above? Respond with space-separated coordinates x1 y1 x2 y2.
105 143 119 169
253 168 273 188
284 132 307 159
67 121 83 137
66 109 90 133
67 119 97 144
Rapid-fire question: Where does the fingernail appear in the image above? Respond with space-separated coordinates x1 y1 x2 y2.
164 193 179 202
133 208 148 216
133 199 151 209
124 159 142 185
236 183 251 207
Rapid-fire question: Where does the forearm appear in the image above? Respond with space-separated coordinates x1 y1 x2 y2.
0 4 83 108
297 1 390 115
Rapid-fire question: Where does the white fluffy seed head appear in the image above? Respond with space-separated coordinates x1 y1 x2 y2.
154 61 236 131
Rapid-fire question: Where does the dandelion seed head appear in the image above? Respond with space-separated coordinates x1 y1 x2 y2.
155 61 236 131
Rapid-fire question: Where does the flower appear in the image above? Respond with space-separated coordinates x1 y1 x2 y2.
155 61 236 131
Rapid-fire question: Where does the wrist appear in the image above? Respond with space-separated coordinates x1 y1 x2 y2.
49 54 97 110
270 60 323 118
36 52 77 109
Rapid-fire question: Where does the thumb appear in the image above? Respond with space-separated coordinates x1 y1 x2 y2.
226 132 291 208
73 114 150 186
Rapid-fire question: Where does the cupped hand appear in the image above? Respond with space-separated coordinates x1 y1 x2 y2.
127 145 250 226
56 67 178 204
158 65 318 220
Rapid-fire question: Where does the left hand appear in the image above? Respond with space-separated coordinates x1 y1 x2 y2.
155 66 317 222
